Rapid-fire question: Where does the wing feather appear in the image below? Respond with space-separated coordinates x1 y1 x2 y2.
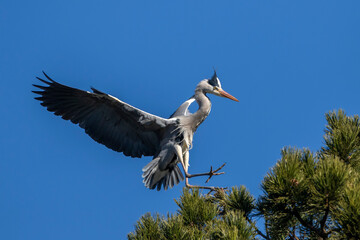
170 97 195 118
33 72 177 158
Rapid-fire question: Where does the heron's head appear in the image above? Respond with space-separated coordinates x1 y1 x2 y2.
198 71 239 102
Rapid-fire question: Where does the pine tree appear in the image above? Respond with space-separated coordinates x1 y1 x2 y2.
128 110 360 239
128 188 256 240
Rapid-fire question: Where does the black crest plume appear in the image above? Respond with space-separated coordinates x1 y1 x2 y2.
208 70 221 88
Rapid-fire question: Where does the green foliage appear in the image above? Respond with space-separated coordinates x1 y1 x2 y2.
209 211 256 240
160 214 189 240
225 186 255 219
257 147 356 239
127 213 162 240
322 109 360 170
311 156 350 207
333 175 360 239
212 186 255 215
129 109 360 240
258 148 313 238
128 188 256 240
256 110 360 239
175 188 218 228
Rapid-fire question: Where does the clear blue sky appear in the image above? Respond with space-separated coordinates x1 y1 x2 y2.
1 1 359 239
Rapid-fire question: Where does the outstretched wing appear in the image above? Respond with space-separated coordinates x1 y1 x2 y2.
33 72 178 158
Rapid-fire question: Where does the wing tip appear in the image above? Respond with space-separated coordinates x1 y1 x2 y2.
32 90 43 94
42 71 55 82
35 71 57 85
91 87 105 95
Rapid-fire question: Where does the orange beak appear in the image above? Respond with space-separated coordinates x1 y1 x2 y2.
219 89 239 102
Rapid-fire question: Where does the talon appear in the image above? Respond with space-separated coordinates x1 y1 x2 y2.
204 163 226 183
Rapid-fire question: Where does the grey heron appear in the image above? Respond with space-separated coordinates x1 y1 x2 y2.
33 71 238 191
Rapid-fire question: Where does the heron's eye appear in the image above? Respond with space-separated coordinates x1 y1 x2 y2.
213 87 218 91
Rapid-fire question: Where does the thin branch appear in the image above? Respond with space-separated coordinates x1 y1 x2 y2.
320 199 330 234
245 216 269 240
265 218 269 239
289 226 300 240
293 235 300 240
293 210 328 239
256 228 270 240
293 210 317 233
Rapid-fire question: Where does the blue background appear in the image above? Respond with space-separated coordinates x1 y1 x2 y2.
1 1 359 239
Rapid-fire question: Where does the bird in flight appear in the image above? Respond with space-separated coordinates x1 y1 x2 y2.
33 71 238 191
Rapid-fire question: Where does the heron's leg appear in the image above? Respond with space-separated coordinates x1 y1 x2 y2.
174 144 225 188
176 146 226 181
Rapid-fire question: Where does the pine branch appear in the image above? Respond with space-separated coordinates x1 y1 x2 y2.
320 200 330 234
289 232 300 240
264 218 269 239
245 216 269 240
255 228 269 240
292 209 328 239
289 226 300 240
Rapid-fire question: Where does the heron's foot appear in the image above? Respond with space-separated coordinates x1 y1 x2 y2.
185 162 226 183
205 163 226 183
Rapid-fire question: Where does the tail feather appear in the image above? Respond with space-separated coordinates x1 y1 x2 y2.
174 166 182 182
142 158 184 191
